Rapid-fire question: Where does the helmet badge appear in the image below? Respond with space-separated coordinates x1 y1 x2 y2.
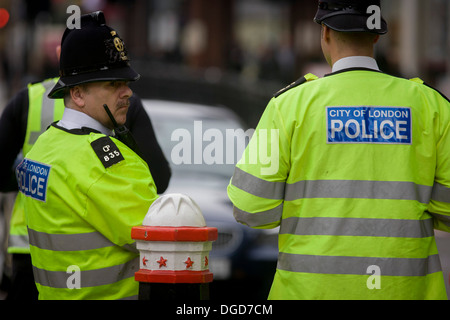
109 30 128 61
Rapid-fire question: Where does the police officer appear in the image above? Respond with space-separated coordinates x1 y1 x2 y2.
15 12 159 300
1 78 171 302
0 36 171 302
228 0 450 300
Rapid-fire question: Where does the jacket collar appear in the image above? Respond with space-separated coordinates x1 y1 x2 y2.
58 108 113 136
332 56 380 73
50 122 102 136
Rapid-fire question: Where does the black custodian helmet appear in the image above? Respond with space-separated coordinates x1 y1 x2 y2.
314 0 388 35
48 11 140 99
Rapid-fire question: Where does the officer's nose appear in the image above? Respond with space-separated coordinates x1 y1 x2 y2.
119 82 133 99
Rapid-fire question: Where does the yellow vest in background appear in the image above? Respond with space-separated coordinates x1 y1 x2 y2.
8 78 64 254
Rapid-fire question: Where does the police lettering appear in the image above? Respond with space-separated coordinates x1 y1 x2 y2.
330 119 408 140
16 159 51 202
327 106 412 144
18 171 46 197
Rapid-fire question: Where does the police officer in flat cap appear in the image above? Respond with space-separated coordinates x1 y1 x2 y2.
313 0 387 71
228 0 450 300
314 0 387 34
16 12 160 300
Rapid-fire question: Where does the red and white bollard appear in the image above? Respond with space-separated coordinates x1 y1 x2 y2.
131 194 218 300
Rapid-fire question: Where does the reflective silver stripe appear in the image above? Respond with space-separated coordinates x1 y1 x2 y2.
430 213 450 227
431 182 450 203
231 167 285 200
280 217 435 238
29 80 57 144
233 203 283 227
123 243 139 254
232 167 433 204
119 295 138 300
284 180 432 203
277 252 442 277
28 228 115 251
33 257 138 289
8 234 30 249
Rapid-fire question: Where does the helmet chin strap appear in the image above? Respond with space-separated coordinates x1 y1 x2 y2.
103 104 142 157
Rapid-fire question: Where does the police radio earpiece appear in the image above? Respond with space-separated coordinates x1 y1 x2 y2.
103 104 142 157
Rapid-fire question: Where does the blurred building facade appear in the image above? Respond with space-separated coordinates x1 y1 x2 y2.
0 0 449 106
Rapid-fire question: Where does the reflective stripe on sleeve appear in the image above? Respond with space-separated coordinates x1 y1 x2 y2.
231 167 285 200
431 182 450 203
280 217 435 238
277 252 442 277
429 213 450 227
32 257 138 289
233 203 283 227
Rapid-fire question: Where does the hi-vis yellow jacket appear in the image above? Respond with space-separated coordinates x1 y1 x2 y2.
8 78 64 254
227 70 450 300
17 124 158 300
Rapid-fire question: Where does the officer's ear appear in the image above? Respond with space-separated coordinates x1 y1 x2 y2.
69 85 87 109
373 35 380 45
321 24 332 44
56 45 61 62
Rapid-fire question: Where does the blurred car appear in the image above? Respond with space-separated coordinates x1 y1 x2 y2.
142 99 278 300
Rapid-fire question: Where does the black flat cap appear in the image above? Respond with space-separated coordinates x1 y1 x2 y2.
314 0 388 35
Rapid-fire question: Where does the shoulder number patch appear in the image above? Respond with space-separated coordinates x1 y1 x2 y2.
91 137 125 168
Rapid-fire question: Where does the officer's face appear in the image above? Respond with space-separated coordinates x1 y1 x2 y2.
75 81 132 129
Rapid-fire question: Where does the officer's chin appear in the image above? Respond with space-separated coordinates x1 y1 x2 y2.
116 115 128 128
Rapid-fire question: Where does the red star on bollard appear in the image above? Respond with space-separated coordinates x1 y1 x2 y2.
205 256 209 267
157 256 168 268
142 256 148 266
185 257 194 269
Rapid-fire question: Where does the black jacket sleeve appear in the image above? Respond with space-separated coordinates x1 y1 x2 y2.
0 87 29 192
126 94 171 194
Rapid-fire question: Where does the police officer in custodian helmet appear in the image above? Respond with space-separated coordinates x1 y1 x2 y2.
0 11 171 299
228 0 450 300
16 12 159 300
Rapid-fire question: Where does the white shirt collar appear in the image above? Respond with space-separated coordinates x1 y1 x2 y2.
332 56 380 73
58 108 113 136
